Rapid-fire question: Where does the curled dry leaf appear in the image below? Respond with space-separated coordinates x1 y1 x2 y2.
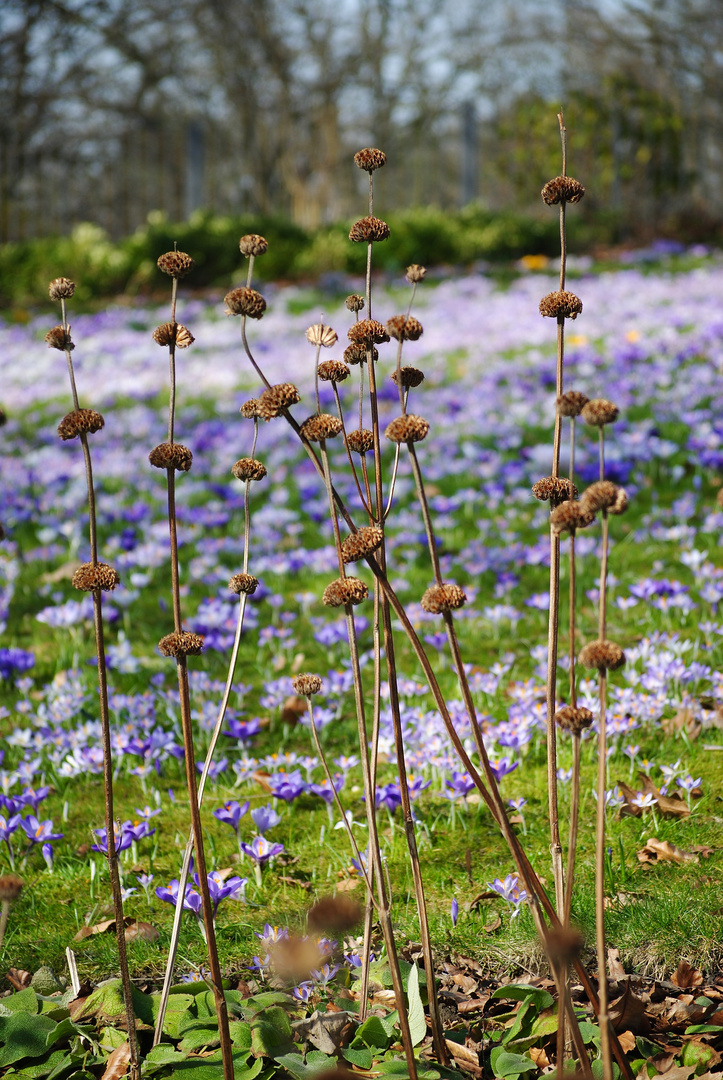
6 968 32 991
124 920 159 943
529 1047 551 1068
638 839 698 865
484 914 502 934
100 1041 131 1080
336 877 359 892
617 1031 637 1054
609 982 650 1033
671 961 705 989
608 947 626 980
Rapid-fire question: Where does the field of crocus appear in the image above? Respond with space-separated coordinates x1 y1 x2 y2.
0 243 722 1078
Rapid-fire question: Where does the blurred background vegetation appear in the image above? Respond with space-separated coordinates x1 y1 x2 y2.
0 0 719 305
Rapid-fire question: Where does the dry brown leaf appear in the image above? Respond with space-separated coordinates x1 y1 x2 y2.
690 845 715 859
608 948 626 980
648 1067 696 1080
445 1040 481 1067
5 968 31 991
458 997 490 1015
529 1046 551 1068
124 920 159 943
640 776 691 818
661 709 701 740
74 916 142 942
671 961 705 988
100 1041 130 1080
638 839 698 865
336 877 359 892
452 973 478 994
371 990 397 1009
484 915 502 934
609 982 649 1033
618 1030 637 1053
651 1051 677 1074
253 770 272 792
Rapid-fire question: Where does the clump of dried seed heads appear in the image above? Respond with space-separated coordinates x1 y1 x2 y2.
239 234 268 257
556 390 590 417
386 315 423 341
149 442 193 471
157 251 194 278
346 294 365 312
228 573 259 594
231 458 267 482
224 287 267 319
385 414 429 443
580 480 628 515
421 583 466 613
299 414 343 442
292 674 323 696
541 177 585 205
158 631 205 657
555 705 594 733
391 366 424 388
349 217 390 243
240 399 261 419
72 562 120 591
532 476 578 508
346 429 374 454
340 526 384 564
45 326 73 351
344 343 378 365
539 291 583 320
354 148 387 172
550 500 596 534
57 409 104 441
318 360 350 383
405 264 426 283
581 398 619 427
152 323 195 348
257 383 300 421
48 278 75 300
322 577 369 607
579 640 626 671
347 319 390 345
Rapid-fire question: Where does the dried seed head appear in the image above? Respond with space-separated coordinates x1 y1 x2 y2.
149 442 193 471
152 322 195 348
72 562 120 591
391 366 424 388
550 500 596 535
580 480 628 515
421 583 467 614
386 315 423 341
322 576 369 607
158 631 205 657
318 360 350 383
405 264 426 284
308 894 363 933
579 640 626 671
541 176 586 205
539 291 583 320
232 457 267 481
345 294 365 312
0 875 23 902
257 383 300 421
349 216 390 243
240 399 261 419
581 398 619 427
45 325 73 351
269 935 323 983
344 343 378 365
48 278 75 301
354 147 387 172
532 476 579 509
347 428 374 454
556 390 590 418
239 234 268 257
385 414 429 444
224 287 266 319
306 323 338 348
57 409 104 441
546 927 585 968
157 251 194 278
555 705 594 734
717 488 723 510
341 525 384 564
347 319 389 346
229 572 259 594
299 413 344 442
292 673 323 697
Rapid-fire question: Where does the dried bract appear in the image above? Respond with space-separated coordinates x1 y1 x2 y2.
579 640 626 671
346 428 374 454
292 673 323 697
354 147 387 172
152 322 194 348
224 287 266 319
539 291 583 320
405 264 426 283
318 360 350 383
306 323 338 348
48 278 75 300
158 631 205 657
45 326 73 351
349 216 390 243
257 383 300 421
532 476 578 509
341 526 384 564
391 366 424 388
556 390 590 418
581 480 628 515
345 294 365 312
386 315 423 341
229 573 259 595
239 234 268 257
550 500 595 535
421 583 467 614
157 251 194 278
299 414 344 442
58 409 104 441
541 176 585 205
72 562 120 592
149 442 193 472
385 414 429 443
581 398 619 427
555 705 594 733
322 577 368 607
232 457 267 482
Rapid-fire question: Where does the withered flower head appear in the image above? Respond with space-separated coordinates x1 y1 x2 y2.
555 705 594 734
581 398 619 427
240 398 261 419
556 390 590 418
0 875 24 902
292 673 323 697
157 251 194 278
385 414 429 444
158 631 205 657
391 366 424 388
257 383 300 421
541 176 585 205
72 562 120 592
532 476 578 509
308 894 363 933
345 294 365 312
386 315 423 341
322 577 368 607
149 442 193 472
300 414 344 442
58 409 104 441
546 927 585 968
579 639 626 671
717 488 723 510
344 343 378 365
349 216 390 243
152 322 194 348
354 147 387 172
48 278 75 301
405 264 426 284
229 572 259 595
269 935 323 983
346 428 374 454
306 323 338 348
341 525 384 564
45 326 73 351
239 234 268 257
318 360 350 383
421 583 467 614
550 500 595 535
539 291 583 320
347 319 389 346
224 287 266 319
580 480 627 515
232 457 267 482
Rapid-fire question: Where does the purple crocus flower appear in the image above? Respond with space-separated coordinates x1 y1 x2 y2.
451 898 459 927
0 814 21 844
92 823 133 854
269 770 307 802
213 800 250 833
310 962 340 987
240 836 285 864
488 874 528 918
20 815 64 845
223 717 263 741
489 757 519 782
446 771 479 801
250 804 281 833
156 878 203 914
16 786 51 812
193 871 247 915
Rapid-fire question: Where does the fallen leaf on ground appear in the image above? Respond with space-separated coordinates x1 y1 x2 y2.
445 1039 482 1074
609 982 649 1033
291 1009 353 1054
458 997 490 1014
661 709 701 740
640 775 691 818
638 839 698 865
336 877 359 892
124 920 159 943
618 1030 637 1053
529 1046 550 1068
484 915 502 934
100 1041 130 1080
608 948 626 980
6 968 31 990
671 961 705 989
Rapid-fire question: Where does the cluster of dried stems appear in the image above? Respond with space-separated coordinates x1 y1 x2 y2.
45 117 633 1080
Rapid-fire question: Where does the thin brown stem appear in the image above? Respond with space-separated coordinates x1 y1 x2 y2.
333 383 371 517
596 671 613 1080
564 733 581 925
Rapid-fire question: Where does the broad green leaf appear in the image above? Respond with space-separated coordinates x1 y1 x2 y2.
501 998 538 1046
578 1022 601 1047
685 1024 723 1034
591 1059 620 1080
271 1053 337 1079
343 1046 374 1069
150 992 196 1039
2 1048 70 1079
491 985 554 1010
635 1037 662 1060
374 1061 440 1078
178 1027 221 1052
241 992 294 1016
680 1040 716 1070
529 1004 559 1039
194 991 217 1019
0 1013 58 1068
229 1020 252 1051
490 1047 539 1078
3 991 40 1016
99 1027 127 1051
141 1043 189 1075
407 963 427 1047
350 1014 393 1051
72 981 154 1026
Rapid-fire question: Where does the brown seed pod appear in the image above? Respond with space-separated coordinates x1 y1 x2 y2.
318 360 350 383
257 383 300 421
322 577 368 607
421 582 467 614
385 414 429 444
239 234 268 257
306 323 338 348
224 287 266 319
354 147 387 172
405 264 426 284
341 525 384 564
152 322 194 348
347 319 390 345
308 894 363 933
539 291 583 320
580 480 627 515
149 442 193 472
346 428 374 454
232 457 267 482
391 366 424 388
158 631 205 657
546 927 585 968
0 875 24 902
300 414 344 442
349 216 390 243
532 476 579 509
72 562 120 592
157 251 194 278
579 640 626 672
240 398 261 419
386 315 423 341
229 572 259 595
344 343 378 365
48 278 75 301
556 390 590 418
555 705 594 733
57 409 105 441
345 294 365 312
45 325 73 351
581 398 619 427
550 500 596 535
541 176 586 205
292 673 323 697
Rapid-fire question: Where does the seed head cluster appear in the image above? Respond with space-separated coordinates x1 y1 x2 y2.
257 383 300 420
541 176 586 205
345 294 365 312
550 500 595 535
539 291 583 320
405 264 426 283
556 390 590 417
149 442 193 472
421 583 466 614
322 577 368 607
48 278 75 300
386 315 423 341
224 287 266 319
344 343 378 365
152 322 195 348
581 398 619 427
228 573 259 594
347 319 390 346
157 251 194 278
299 414 344 442
231 457 267 482
239 234 268 257
349 217 390 243
318 360 350 383
158 631 205 657
532 476 578 508
385 414 429 444
72 562 120 591
58 409 104 441
341 525 384 564
45 326 74 351
240 399 261 419
391 366 424 388
291 673 323 697
579 639 626 671
354 147 387 172
555 705 594 733
346 428 374 454
580 480 628 515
